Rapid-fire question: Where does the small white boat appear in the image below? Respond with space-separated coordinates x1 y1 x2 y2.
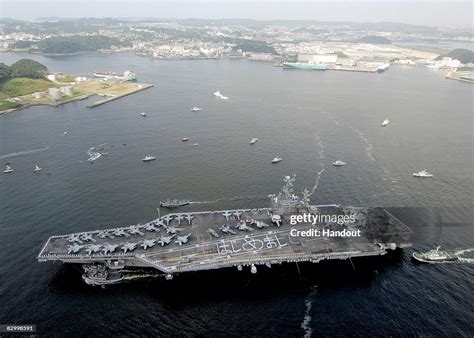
271 157 282 163
182 138 189 142
413 169 433 178
142 155 156 162
34 165 42 172
193 143 199 146
190 106 202 112
213 90 228 100
250 137 258 145
381 118 390 126
140 112 147 117
63 131 69 135
332 160 346 166
3 164 13 173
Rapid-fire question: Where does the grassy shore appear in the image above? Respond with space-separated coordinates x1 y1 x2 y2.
0 77 153 113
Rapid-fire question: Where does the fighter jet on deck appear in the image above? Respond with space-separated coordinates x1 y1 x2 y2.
158 234 176 246
67 234 82 243
219 224 236 235
122 242 137 253
81 233 95 242
233 210 243 220
128 225 144 236
97 231 113 239
141 239 156 250
163 215 174 226
222 211 232 221
156 220 166 228
113 229 128 237
175 214 184 225
144 223 160 232
235 220 254 231
252 220 270 228
102 244 119 254
67 243 83 254
184 214 194 225
86 244 102 255
165 226 184 234
175 233 192 246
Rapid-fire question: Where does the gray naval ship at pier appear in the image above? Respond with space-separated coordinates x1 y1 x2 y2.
38 176 412 285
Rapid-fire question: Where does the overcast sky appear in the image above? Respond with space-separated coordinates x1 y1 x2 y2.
1 1 472 28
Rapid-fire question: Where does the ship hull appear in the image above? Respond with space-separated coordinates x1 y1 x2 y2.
283 62 327 71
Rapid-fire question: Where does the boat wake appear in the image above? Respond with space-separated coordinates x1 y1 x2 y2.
301 287 318 338
309 133 326 197
455 248 474 263
349 126 375 162
0 146 50 160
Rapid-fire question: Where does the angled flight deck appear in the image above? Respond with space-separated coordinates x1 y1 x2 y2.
38 176 412 284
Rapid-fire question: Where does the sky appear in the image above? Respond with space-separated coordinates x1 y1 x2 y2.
1 1 472 28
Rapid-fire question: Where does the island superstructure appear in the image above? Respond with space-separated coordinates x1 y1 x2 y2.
38 176 412 284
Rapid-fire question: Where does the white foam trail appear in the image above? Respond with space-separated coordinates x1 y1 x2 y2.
0 146 50 160
301 287 318 338
455 248 474 263
350 127 375 162
309 133 326 197
309 168 325 197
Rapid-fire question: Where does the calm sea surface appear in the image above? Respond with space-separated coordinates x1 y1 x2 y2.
0 52 472 336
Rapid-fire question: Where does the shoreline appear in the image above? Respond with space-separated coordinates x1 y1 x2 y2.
0 83 154 115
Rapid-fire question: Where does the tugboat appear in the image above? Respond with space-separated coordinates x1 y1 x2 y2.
413 169 433 178
82 264 124 286
160 199 190 208
412 246 458 263
3 163 13 173
142 155 156 162
332 160 346 166
250 137 258 145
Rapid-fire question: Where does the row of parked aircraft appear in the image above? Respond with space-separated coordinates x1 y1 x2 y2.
67 233 193 255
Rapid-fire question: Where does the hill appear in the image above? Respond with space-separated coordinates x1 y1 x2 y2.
436 49 474 64
356 36 392 44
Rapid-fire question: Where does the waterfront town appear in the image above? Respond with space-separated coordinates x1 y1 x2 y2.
0 17 472 112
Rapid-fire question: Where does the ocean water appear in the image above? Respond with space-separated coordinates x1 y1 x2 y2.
0 52 472 336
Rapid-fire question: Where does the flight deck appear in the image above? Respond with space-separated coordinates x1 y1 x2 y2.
38 176 412 283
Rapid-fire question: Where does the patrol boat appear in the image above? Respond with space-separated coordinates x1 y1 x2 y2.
413 170 433 178
38 175 413 285
250 137 258 145
160 199 190 208
332 160 346 166
142 155 156 162
3 164 13 173
272 157 282 163
412 246 458 263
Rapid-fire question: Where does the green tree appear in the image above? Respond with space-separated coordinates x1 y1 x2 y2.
9 59 47 79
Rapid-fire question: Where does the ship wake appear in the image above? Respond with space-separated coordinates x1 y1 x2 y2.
301 287 318 338
0 146 50 160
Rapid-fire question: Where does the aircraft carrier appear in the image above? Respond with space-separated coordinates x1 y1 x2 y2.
38 176 412 285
